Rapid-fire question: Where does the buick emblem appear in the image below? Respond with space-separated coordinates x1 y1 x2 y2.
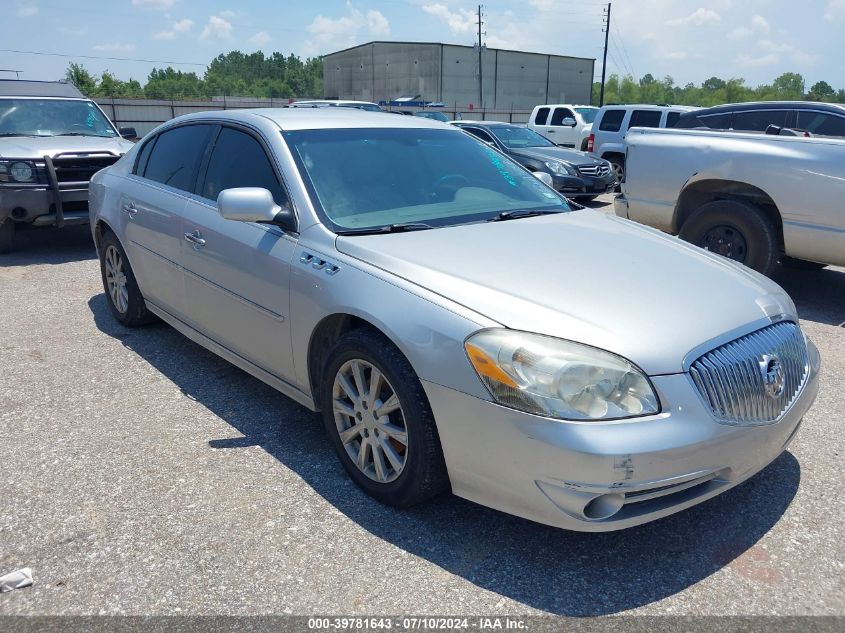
759 355 785 398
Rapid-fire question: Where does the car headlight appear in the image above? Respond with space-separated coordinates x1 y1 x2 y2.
465 329 660 421
10 161 33 182
544 161 577 176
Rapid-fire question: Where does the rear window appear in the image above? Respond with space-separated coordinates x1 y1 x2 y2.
796 111 845 136
534 107 550 125
731 110 788 131
666 111 681 128
598 109 625 132
629 110 662 128
575 107 599 124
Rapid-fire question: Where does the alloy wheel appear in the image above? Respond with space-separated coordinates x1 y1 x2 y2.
104 245 129 314
332 358 408 483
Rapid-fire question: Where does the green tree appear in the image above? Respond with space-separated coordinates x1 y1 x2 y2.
771 72 805 99
65 62 98 95
808 80 835 101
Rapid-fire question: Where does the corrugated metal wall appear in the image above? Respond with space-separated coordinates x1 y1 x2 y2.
323 42 594 110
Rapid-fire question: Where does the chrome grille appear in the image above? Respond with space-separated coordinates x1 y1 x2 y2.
689 322 809 425
577 163 611 177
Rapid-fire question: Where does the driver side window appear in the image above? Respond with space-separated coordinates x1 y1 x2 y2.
200 127 287 206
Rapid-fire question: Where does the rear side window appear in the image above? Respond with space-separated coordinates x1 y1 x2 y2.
143 124 213 192
698 113 733 129
629 110 662 128
598 109 625 132
464 127 496 144
201 127 286 204
796 112 845 136
731 110 788 131
665 111 681 128
550 107 575 125
534 107 550 125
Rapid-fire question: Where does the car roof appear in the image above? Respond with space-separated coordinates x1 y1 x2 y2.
165 107 455 131
680 101 845 115
0 79 84 98
453 120 515 127
600 104 699 111
534 104 596 108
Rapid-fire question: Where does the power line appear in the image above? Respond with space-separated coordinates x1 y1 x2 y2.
0 48 207 67
612 23 636 79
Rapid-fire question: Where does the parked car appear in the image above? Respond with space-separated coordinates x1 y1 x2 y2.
527 104 598 150
453 121 615 201
673 101 845 137
616 127 845 275
587 104 698 183
90 108 819 532
0 79 135 252
413 111 450 123
287 100 384 112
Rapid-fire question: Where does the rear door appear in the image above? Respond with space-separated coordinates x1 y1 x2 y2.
180 124 298 382
120 123 214 318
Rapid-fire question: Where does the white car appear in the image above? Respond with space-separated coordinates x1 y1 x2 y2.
527 104 598 150
587 104 698 183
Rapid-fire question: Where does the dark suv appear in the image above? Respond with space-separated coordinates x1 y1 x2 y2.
672 101 845 137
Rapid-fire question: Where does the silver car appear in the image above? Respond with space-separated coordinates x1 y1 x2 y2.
89 109 820 531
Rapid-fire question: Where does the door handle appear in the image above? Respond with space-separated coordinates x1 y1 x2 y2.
122 202 138 217
184 230 206 247
547 129 555 133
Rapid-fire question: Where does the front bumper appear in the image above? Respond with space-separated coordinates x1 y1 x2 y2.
551 172 617 198
0 185 90 226
423 340 820 532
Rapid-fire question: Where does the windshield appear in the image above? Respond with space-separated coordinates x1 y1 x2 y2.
575 107 599 124
284 128 568 232
489 126 555 149
0 99 118 138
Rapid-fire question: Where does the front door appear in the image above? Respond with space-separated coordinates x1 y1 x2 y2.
179 125 298 382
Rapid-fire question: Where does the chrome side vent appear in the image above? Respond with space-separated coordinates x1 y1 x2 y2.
300 252 340 275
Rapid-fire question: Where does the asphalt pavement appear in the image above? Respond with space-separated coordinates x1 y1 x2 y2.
1 198 843 616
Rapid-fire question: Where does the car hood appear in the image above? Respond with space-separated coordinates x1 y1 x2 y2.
0 135 134 160
509 146 600 165
336 210 796 375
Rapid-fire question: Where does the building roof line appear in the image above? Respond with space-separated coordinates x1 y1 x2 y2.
321 41 595 63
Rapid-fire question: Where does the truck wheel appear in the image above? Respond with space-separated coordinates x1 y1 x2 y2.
98 230 155 327
608 158 624 190
320 328 449 508
679 200 779 276
0 219 15 254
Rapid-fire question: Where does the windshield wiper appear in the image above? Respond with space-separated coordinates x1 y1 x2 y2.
336 222 435 236
487 209 565 222
54 132 112 137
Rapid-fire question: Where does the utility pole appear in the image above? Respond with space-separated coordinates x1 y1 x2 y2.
477 4 484 109
600 2 611 106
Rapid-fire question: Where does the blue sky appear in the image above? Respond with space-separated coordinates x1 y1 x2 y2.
2 0 844 89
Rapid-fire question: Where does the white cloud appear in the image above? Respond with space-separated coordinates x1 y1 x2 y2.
17 2 38 17
751 15 770 32
735 53 779 67
367 9 390 36
421 3 476 35
249 31 271 47
666 8 721 26
131 0 175 10
527 0 554 9
219 9 236 18
154 30 176 40
727 26 751 39
666 51 688 60
200 14 233 40
173 18 193 32
825 0 845 21
305 6 391 54
93 43 137 53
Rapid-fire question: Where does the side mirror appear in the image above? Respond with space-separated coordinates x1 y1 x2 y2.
533 171 554 187
217 187 297 232
561 117 577 127
119 126 138 140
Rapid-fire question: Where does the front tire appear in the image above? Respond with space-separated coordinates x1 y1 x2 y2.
0 219 15 254
98 230 155 327
679 199 779 276
320 329 449 507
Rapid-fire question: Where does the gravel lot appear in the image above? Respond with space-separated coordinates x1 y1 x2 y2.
1 195 843 616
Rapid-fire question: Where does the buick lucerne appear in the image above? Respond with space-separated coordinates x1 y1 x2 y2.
89 109 820 531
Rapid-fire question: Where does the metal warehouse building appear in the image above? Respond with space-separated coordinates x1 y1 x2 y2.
322 41 594 110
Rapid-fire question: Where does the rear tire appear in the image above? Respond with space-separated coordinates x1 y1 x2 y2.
320 329 449 508
608 157 624 191
0 219 15 254
679 199 779 276
98 230 155 327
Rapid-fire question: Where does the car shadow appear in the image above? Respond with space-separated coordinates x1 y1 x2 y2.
88 294 801 616
771 265 845 327
0 224 96 266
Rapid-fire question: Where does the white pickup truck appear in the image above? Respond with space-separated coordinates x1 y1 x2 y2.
614 127 845 275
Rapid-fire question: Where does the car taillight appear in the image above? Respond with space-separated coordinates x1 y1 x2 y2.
587 134 594 153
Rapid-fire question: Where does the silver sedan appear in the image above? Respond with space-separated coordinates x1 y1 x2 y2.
89 109 820 531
